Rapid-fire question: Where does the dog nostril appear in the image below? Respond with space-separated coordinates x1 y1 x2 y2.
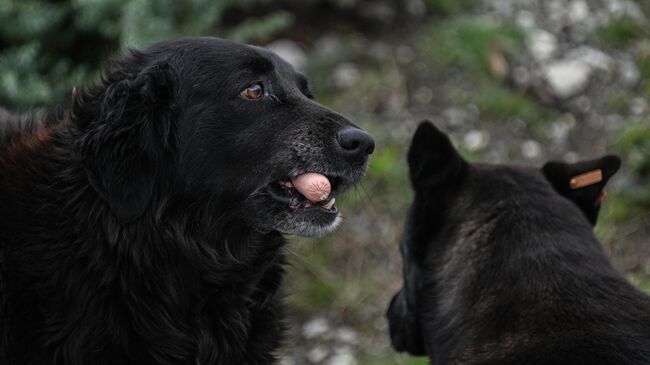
336 127 375 159
365 143 375 155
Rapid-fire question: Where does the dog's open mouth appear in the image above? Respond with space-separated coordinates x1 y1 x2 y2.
266 173 344 214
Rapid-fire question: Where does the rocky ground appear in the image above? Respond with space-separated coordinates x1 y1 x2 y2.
266 0 650 364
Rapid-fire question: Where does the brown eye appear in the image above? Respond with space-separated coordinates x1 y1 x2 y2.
241 82 264 100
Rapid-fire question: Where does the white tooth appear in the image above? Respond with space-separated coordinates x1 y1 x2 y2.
323 198 336 209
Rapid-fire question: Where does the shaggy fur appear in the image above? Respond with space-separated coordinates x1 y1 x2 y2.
0 37 372 365
387 121 650 365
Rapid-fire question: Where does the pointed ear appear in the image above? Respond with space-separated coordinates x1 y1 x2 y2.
408 121 465 191
542 155 621 225
81 62 176 223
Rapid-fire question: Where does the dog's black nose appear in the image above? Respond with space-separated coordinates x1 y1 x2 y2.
336 127 375 160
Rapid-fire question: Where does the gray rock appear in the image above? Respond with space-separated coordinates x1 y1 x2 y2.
565 46 614 72
334 327 360 345
512 66 531 87
325 347 357 365
406 0 427 17
307 345 329 364
607 0 646 21
568 0 590 24
516 10 536 29
630 97 648 116
521 140 542 159
332 63 361 89
303 317 330 339
547 116 575 144
543 59 592 98
396 45 415 64
527 29 557 61
619 60 641 88
313 36 343 60
266 39 308 71
574 95 592 112
279 356 296 365
464 130 490 151
413 86 433 105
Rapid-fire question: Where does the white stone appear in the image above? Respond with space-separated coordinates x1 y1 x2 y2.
543 59 592 98
332 63 361 89
279 356 296 365
516 10 536 29
548 119 573 143
565 46 614 71
608 0 645 21
302 317 330 339
630 97 648 116
521 140 542 159
464 130 490 151
335 327 360 345
527 29 558 61
574 95 592 112
443 107 471 127
266 39 307 71
568 0 590 24
325 347 357 365
564 151 579 163
619 60 641 88
490 0 515 16
307 346 329 364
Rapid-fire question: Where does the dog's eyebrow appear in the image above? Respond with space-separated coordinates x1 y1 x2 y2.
296 74 314 98
247 56 274 74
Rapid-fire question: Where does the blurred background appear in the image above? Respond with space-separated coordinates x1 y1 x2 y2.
1 0 649 363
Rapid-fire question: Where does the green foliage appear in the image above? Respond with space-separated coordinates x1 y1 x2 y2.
607 195 639 221
474 83 553 122
421 17 552 124
0 0 292 109
366 142 411 200
639 41 650 97
618 123 650 176
596 17 646 48
630 273 650 294
424 18 524 76
606 94 632 115
425 0 478 17
611 123 650 221
359 354 430 365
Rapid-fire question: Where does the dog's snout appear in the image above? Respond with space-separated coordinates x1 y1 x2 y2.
336 127 375 160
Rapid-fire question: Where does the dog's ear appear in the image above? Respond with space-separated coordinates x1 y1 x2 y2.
82 62 177 223
542 155 621 225
408 121 465 192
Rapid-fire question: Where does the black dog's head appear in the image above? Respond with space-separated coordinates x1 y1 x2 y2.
386 121 620 355
73 37 373 237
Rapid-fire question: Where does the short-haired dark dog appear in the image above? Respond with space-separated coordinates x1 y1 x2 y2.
0 37 373 365
387 121 650 364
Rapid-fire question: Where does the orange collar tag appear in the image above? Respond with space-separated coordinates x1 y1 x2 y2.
569 169 603 189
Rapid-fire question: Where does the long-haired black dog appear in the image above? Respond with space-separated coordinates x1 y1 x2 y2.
387 121 650 364
0 37 373 365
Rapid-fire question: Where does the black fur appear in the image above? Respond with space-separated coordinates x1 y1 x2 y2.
0 37 371 365
387 121 650 364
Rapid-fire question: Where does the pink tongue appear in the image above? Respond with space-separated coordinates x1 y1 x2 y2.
291 173 331 203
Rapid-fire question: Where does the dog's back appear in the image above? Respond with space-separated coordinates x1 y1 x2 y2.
387 121 650 365
432 168 650 364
